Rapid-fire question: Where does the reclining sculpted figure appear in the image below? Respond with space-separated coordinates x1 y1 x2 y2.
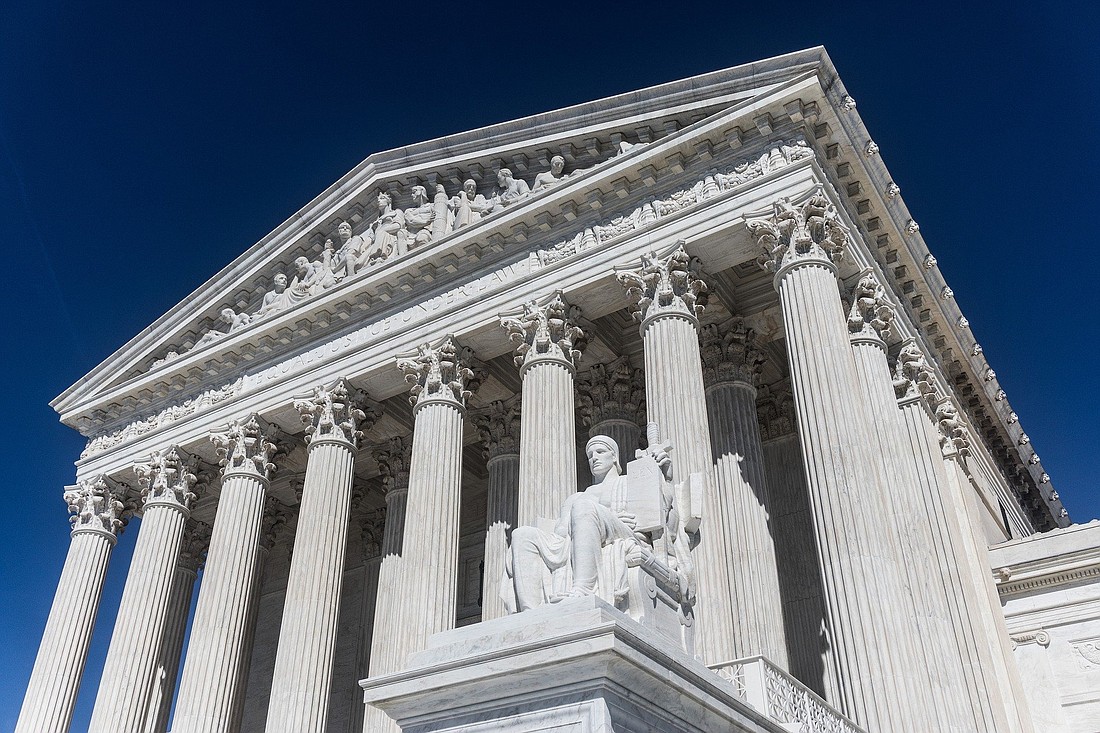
505 426 701 651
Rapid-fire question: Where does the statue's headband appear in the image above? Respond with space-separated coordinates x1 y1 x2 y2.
585 435 620 459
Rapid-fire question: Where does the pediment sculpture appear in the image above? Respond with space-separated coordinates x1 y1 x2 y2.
504 424 701 653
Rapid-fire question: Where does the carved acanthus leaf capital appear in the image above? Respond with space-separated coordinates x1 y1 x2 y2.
260 497 290 551
372 436 412 494
360 506 387 560
700 319 766 387
500 292 586 370
756 383 796 441
178 519 212 572
472 398 521 459
294 378 380 447
134 446 198 511
397 335 475 408
847 269 895 341
209 414 279 480
935 399 971 457
617 243 707 324
576 357 646 429
747 188 849 274
64 476 129 537
892 340 939 403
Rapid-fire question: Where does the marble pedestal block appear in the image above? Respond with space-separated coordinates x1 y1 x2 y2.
360 596 784 733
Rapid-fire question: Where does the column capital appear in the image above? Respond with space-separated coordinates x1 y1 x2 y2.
500 291 586 373
472 397 521 460
210 414 279 480
134 445 198 513
260 496 290 551
846 269 895 345
64 475 129 540
372 435 413 494
892 340 939 405
576 357 645 429
397 335 477 410
755 383 796 441
746 187 849 282
934 399 972 457
359 506 386 561
294 377 380 449
616 243 707 328
700 319 766 389
178 519 212 573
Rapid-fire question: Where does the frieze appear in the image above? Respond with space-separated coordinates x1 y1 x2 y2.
530 139 814 269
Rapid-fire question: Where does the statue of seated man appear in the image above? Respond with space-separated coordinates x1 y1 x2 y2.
507 430 697 619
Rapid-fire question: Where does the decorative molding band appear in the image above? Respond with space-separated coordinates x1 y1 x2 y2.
996 564 1100 597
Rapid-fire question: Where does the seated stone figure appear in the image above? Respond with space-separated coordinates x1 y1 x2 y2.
505 428 700 653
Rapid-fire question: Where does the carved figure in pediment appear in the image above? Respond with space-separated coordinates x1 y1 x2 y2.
450 179 493 230
256 273 289 318
288 254 336 303
404 185 439 250
532 155 568 192
358 191 407 268
490 168 531 212
193 307 249 348
332 221 370 277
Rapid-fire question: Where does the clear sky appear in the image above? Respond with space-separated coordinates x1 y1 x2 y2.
1 0 1097 729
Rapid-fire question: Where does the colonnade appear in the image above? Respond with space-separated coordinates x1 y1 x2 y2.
17 189 1024 733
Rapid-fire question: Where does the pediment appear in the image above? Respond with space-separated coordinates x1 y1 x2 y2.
54 49 836 435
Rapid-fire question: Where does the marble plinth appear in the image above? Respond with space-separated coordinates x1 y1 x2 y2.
360 596 785 733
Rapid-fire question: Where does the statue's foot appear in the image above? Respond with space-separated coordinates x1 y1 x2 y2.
550 584 597 603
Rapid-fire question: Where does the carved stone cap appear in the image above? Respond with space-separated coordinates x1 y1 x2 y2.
846 268 895 343
372 435 412 494
359 506 386 561
576 357 645 429
65 475 129 540
747 186 849 281
294 377 380 448
210 414 280 480
935 398 972 457
178 519 212 572
134 445 198 512
397 335 476 409
756 383 796 441
472 397 521 460
500 291 586 373
700 319 766 388
617 242 708 328
260 496 290 551
892 340 938 404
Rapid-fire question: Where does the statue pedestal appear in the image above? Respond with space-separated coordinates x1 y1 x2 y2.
359 596 785 732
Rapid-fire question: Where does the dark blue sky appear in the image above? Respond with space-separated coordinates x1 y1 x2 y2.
2 0 1097 728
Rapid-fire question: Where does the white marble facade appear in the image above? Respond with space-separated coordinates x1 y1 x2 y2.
18 48 1079 733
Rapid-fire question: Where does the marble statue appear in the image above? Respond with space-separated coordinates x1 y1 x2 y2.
532 155 568 192
332 221 369 276
360 191 407 267
449 179 493 229
491 168 531 212
430 184 453 240
506 428 698 618
256 273 289 318
403 185 437 250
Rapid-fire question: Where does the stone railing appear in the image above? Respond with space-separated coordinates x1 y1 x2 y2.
710 657 865 733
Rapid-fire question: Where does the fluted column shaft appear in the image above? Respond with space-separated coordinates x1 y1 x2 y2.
368 488 408 676
640 311 732 663
172 470 268 733
517 357 577 524
483 452 520 620
88 500 190 732
265 438 356 732
776 259 919 731
897 396 1013 732
705 379 787 669
150 563 198 733
16 525 118 733
588 418 639 471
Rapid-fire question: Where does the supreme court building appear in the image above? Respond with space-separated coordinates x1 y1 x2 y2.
17 48 1099 733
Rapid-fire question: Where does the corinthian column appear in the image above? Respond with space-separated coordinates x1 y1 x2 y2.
16 477 128 733
266 379 377 733
617 244 735 665
366 435 412 677
88 447 198 733
576 357 645 469
747 188 923 731
892 344 1019 732
699 320 787 670
502 292 585 525
171 415 278 733
473 398 521 620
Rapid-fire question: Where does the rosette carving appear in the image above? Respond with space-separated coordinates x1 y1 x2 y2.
892 341 938 402
500 292 586 370
65 476 129 537
576 358 645 428
397 335 475 407
847 269 895 341
294 377 379 447
699 319 766 387
134 446 198 511
472 398 521 459
209 414 279 479
747 188 849 273
617 244 707 323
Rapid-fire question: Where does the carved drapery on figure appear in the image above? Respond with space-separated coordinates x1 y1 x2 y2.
209 414 279 479
134 446 199 511
397 335 478 408
847 269 895 342
617 244 707 324
699 319 765 387
748 187 849 274
500 292 586 371
294 378 378 447
65 476 129 538
576 358 645 431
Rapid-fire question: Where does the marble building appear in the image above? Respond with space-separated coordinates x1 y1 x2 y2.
16 47 1085 733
